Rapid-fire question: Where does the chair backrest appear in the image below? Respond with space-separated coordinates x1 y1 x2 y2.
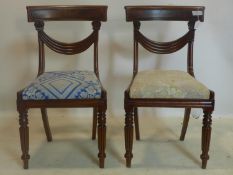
125 6 205 77
27 5 107 77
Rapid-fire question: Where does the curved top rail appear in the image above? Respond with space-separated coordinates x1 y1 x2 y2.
27 5 108 22
125 6 205 22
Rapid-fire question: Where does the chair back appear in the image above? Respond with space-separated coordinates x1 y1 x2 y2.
27 5 108 76
125 6 205 76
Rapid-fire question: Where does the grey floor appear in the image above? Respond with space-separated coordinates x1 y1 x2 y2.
0 111 233 175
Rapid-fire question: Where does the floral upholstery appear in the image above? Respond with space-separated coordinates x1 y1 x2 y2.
22 71 102 100
130 70 210 99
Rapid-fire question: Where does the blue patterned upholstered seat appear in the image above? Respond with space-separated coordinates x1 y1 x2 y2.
22 71 102 100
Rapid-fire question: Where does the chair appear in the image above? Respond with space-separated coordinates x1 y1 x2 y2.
17 5 107 169
124 6 215 169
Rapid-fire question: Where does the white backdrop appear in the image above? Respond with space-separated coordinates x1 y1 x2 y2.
0 0 232 117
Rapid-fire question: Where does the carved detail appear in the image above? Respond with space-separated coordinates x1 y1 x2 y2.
133 21 141 30
19 109 30 169
124 107 134 167
98 111 106 127
19 112 28 126
97 108 106 168
200 109 213 169
188 20 196 31
125 111 134 126
203 111 212 126
92 21 101 30
34 21 44 31
136 30 193 54
38 30 97 55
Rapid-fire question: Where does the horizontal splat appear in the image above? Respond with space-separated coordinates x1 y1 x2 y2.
39 30 97 55
135 30 193 54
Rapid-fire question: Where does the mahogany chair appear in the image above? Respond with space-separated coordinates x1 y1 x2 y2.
17 5 107 169
124 6 215 169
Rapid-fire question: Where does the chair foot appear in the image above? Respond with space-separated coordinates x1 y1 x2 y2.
97 107 106 168
23 158 29 169
180 108 191 141
201 159 208 169
19 109 30 169
200 108 213 169
124 106 134 167
126 158 132 168
179 137 185 141
99 157 105 168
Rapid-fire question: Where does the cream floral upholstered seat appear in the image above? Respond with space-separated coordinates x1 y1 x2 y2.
130 70 210 99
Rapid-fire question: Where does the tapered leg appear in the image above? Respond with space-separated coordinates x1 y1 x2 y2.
19 109 30 169
180 108 191 141
134 108 140 140
124 106 134 167
41 108 52 142
200 108 213 169
97 107 106 168
92 107 98 140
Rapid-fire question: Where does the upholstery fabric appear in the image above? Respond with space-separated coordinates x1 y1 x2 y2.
130 70 210 99
22 71 102 100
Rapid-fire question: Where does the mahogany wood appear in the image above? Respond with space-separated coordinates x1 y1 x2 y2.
133 108 140 140
125 6 205 22
41 108 52 142
124 105 134 167
180 108 191 141
201 108 213 169
124 5 215 169
27 6 107 22
135 30 193 54
92 107 98 140
18 109 29 169
97 107 107 168
17 5 107 169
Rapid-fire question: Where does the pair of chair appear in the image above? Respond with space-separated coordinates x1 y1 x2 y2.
17 5 215 169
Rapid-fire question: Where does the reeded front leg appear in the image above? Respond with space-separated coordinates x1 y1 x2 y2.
18 109 30 169
124 106 134 167
92 107 98 140
97 107 106 168
200 108 213 169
